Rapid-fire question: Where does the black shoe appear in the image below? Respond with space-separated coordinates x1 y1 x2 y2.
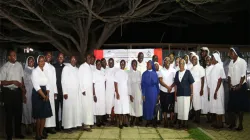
43 129 48 137
119 124 123 129
235 126 243 131
228 125 236 130
123 124 128 127
15 134 25 139
47 128 57 134
96 123 102 127
35 135 42 140
41 135 47 139
6 136 12 140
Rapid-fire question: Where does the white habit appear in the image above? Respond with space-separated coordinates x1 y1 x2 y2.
79 62 94 125
128 70 143 117
114 69 130 114
190 55 205 111
208 55 226 115
61 65 82 129
93 69 106 115
202 65 213 114
22 57 34 124
105 67 117 114
44 62 57 128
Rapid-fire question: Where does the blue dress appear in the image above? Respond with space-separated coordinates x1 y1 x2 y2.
32 86 53 119
142 70 159 120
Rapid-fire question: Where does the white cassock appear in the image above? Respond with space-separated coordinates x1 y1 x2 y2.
105 67 117 114
44 62 57 127
93 69 106 115
61 65 82 129
201 65 213 114
79 63 94 125
137 61 147 75
114 69 130 114
190 64 205 111
208 63 226 115
128 70 143 117
90 64 96 71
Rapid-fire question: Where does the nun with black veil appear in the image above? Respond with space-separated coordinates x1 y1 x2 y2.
31 55 52 140
22 56 35 134
228 47 249 131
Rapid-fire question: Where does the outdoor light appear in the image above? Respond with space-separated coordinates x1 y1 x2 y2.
24 47 34 53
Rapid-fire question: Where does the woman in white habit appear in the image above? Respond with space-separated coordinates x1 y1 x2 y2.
128 60 142 126
22 56 35 134
93 60 106 127
114 60 130 129
208 53 226 129
190 54 205 124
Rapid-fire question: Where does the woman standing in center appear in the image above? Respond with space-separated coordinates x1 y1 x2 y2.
93 60 106 127
114 60 130 129
174 59 194 130
31 55 52 140
128 60 143 126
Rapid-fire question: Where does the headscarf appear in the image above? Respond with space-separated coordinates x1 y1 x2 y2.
212 53 222 64
230 47 243 58
25 56 35 69
201 47 210 55
148 60 156 72
189 52 196 58
191 54 200 66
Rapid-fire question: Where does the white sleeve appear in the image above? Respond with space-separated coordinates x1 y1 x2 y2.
158 70 163 78
228 61 232 77
220 65 226 79
200 67 205 78
78 65 86 93
0 64 6 81
93 71 96 83
31 70 41 91
53 67 58 94
127 73 132 96
61 66 68 95
240 60 247 78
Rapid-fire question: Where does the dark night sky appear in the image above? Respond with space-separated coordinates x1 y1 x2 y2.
107 11 249 45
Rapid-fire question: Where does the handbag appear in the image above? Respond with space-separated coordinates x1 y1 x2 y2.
188 101 195 120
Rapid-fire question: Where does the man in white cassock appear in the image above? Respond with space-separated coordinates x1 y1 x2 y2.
190 54 205 124
44 52 57 134
105 58 117 124
101 58 108 72
137 52 147 75
61 56 81 132
90 55 96 71
79 54 94 131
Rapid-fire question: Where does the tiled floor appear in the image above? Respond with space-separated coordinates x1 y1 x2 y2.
196 113 250 140
1 126 194 140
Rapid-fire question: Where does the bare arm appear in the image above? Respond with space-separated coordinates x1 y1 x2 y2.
215 78 222 93
200 77 204 95
159 77 169 88
228 76 231 88
114 82 119 100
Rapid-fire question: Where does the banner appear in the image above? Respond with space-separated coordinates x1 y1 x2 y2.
94 49 162 70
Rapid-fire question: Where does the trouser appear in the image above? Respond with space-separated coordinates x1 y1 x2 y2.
55 94 63 129
2 88 22 137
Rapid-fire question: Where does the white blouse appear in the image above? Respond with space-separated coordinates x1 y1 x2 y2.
178 70 186 82
31 66 50 91
228 57 247 86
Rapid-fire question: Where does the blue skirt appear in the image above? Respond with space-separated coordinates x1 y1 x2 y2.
32 86 53 119
228 83 249 112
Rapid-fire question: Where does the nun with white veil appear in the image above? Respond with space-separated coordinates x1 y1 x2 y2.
208 53 226 129
183 54 192 70
190 54 205 124
128 60 143 126
22 56 35 133
203 55 213 122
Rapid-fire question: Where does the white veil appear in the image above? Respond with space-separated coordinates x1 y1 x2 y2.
25 56 35 69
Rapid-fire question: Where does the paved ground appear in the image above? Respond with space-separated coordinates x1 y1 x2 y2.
1 126 194 140
196 113 250 140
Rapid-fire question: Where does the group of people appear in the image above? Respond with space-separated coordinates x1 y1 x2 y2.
0 47 248 140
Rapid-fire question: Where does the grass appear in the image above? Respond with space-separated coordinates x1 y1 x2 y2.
187 127 212 140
